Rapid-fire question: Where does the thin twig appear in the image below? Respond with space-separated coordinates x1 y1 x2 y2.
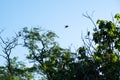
82 11 97 28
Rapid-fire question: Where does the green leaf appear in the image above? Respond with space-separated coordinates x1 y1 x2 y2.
112 54 118 62
114 13 120 20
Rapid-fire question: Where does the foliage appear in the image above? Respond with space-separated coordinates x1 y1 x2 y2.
22 13 120 80
1 13 120 80
92 14 120 79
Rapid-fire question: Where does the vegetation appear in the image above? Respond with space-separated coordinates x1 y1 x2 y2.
0 13 120 80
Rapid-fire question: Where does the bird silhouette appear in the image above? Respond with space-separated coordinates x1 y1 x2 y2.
65 25 69 28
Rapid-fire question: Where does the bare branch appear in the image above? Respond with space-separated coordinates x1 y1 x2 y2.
82 11 97 28
81 31 96 56
0 34 20 75
0 54 6 59
111 13 115 22
0 29 4 34
0 36 6 45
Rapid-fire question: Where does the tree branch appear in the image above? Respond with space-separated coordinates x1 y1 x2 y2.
82 11 97 28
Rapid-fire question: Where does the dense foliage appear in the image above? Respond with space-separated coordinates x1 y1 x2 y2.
0 13 120 80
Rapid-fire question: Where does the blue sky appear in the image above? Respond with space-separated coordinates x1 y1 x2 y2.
0 0 120 47
0 0 120 66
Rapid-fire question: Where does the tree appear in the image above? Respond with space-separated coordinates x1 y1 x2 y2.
21 13 120 80
82 13 120 80
0 33 34 80
21 27 100 80
92 13 120 80
21 27 74 80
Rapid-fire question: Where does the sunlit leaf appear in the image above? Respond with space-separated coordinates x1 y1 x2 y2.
112 54 118 62
114 13 120 20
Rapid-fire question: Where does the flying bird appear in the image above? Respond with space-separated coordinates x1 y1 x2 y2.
65 25 69 28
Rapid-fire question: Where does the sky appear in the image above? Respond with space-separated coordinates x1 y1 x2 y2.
0 0 120 66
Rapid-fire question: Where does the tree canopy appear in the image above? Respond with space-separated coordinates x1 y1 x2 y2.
0 13 120 80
